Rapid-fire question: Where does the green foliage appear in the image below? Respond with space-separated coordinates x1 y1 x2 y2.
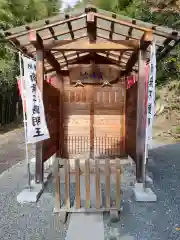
112 0 180 86
0 0 61 94
156 46 180 86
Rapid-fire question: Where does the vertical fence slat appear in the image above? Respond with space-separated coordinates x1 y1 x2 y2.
75 136 76 154
99 137 100 156
107 137 109 156
75 158 81 209
102 137 103 156
95 159 100 209
116 159 121 209
81 136 82 153
72 136 74 155
64 159 70 209
105 159 110 208
111 137 113 156
55 174 61 209
55 159 60 210
85 159 90 208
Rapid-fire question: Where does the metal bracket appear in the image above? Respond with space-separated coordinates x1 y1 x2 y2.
101 80 111 87
73 80 84 87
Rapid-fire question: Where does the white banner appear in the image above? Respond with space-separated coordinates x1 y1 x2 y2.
147 42 156 149
22 56 50 144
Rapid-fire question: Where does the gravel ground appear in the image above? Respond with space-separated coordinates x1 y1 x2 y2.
0 162 68 240
103 143 180 240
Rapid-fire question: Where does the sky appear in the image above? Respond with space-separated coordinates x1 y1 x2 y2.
62 0 78 9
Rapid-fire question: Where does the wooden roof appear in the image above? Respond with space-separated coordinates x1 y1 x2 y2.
4 4 180 75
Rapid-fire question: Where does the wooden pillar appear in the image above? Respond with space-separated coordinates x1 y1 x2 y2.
90 88 94 159
56 71 64 158
136 49 147 183
35 49 44 184
86 9 96 159
29 31 62 183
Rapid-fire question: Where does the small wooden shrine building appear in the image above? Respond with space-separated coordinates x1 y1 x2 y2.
4 4 180 212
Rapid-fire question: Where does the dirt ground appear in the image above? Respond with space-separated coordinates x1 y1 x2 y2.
153 80 180 145
0 124 35 174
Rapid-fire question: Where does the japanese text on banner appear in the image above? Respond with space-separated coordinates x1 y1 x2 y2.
22 57 50 143
147 42 156 148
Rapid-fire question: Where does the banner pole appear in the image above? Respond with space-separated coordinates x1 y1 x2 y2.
144 40 156 188
18 52 31 191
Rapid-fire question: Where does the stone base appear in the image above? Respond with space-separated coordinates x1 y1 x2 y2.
17 157 53 204
17 184 43 203
146 175 153 184
133 183 157 202
65 212 104 240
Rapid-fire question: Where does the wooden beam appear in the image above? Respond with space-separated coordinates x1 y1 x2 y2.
48 42 139 51
5 14 86 40
96 13 152 32
87 12 96 43
45 51 60 70
35 48 44 184
98 27 140 41
157 31 180 60
135 49 147 183
62 52 68 66
126 20 136 40
86 5 97 157
120 20 136 63
45 53 138 73
105 14 115 59
46 70 69 77
59 53 126 66
65 14 80 59
123 31 152 75
97 36 140 48
45 20 58 40
53 50 87 59
109 14 116 40
97 28 163 48
45 53 128 73
119 51 125 64
95 12 179 40
42 37 86 51
65 14 74 39
140 31 153 49
43 38 139 51
90 86 94 158
56 71 64 158
29 30 60 71
9 38 34 57
44 51 89 68
24 27 86 49
43 39 75 48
